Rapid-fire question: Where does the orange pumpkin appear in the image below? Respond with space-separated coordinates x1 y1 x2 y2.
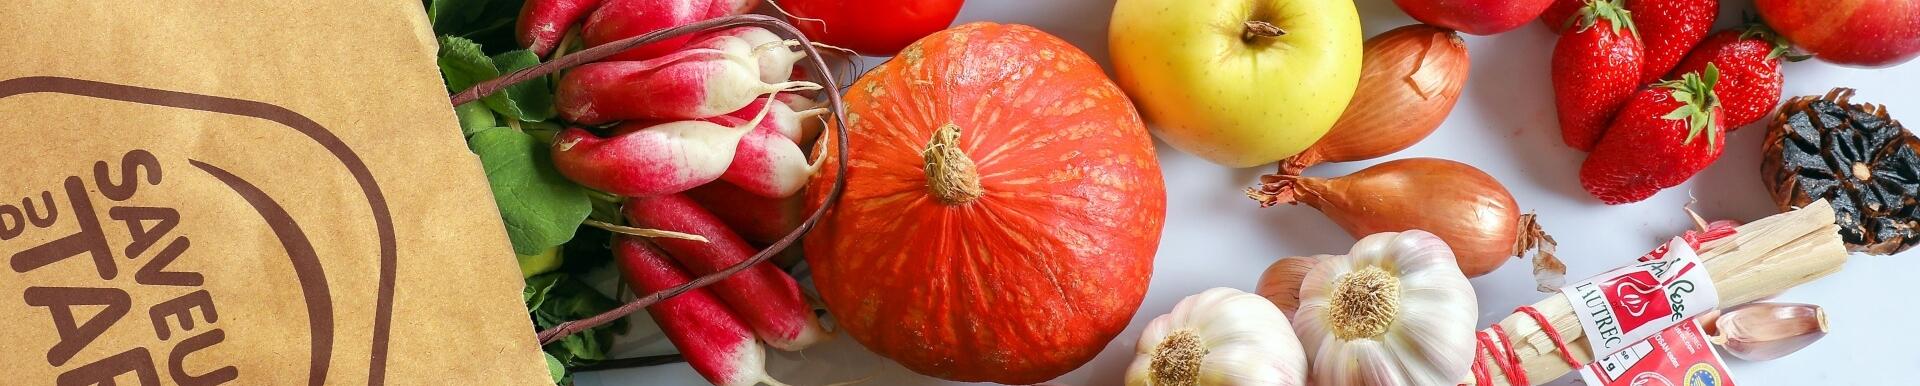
804 23 1166 384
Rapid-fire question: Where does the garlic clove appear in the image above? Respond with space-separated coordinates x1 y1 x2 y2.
1697 308 1723 336
1707 302 1828 361
1256 256 1320 316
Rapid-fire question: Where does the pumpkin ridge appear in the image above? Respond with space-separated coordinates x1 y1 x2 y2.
859 94 936 157
977 201 1089 316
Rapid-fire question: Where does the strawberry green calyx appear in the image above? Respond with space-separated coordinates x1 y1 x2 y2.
1574 0 1638 38
1739 20 1809 61
1659 63 1723 146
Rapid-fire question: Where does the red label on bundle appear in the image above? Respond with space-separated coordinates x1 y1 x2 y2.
1579 319 1736 386
1560 238 1720 356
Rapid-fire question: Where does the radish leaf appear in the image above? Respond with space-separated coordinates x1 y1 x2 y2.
544 352 565 384
454 102 496 137
438 36 498 95
470 127 590 255
487 49 556 122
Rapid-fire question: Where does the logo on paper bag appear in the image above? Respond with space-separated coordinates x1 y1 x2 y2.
0 77 398 385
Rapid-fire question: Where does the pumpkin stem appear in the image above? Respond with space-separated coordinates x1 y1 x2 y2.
923 124 984 205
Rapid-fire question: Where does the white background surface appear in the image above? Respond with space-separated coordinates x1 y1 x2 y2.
579 0 1920 384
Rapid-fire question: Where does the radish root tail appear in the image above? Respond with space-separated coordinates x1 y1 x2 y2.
770 81 825 93
585 219 710 242
763 0 828 33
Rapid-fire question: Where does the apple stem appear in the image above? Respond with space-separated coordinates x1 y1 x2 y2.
1243 20 1287 41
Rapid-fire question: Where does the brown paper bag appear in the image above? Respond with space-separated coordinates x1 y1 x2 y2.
0 1 549 384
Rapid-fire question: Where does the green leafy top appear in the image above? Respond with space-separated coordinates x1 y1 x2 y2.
430 4 617 385
525 271 625 378
438 35 584 256
427 0 523 54
1659 63 1724 147
439 36 556 122
1573 0 1639 39
470 127 591 255
1738 19 1811 61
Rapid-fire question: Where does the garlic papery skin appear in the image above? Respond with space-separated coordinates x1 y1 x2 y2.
1292 231 1478 385
1125 287 1308 386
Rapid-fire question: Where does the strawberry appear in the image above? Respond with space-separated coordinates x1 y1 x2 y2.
1580 64 1726 204
1668 24 1802 130
1540 0 1585 34
1553 0 1643 151
1626 0 1718 84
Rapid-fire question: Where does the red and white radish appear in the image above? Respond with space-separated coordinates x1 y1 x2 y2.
550 93 779 197
516 0 603 57
612 236 788 386
723 0 758 14
556 41 821 124
771 94 828 145
722 97 827 144
701 27 807 83
686 182 802 245
583 0 751 62
706 115 819 198
625 194 828 351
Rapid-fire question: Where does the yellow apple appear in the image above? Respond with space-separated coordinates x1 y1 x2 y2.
1109 0 1363 167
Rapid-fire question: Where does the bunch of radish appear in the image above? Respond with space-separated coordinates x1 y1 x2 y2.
515 1 832 385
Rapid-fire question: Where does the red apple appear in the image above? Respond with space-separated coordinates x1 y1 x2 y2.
1538 0 1582 34
1756 0 1920 67
1394 0 1556 35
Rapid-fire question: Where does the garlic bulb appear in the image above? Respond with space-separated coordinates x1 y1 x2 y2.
1125 287 1308 386
1293 231 1478 385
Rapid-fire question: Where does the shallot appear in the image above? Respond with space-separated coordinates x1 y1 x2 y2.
1277 24 1470 175
1254 256 1319 316
1249 157 1557 279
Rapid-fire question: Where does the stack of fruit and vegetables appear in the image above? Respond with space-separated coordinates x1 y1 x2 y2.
426 0 885 383
432 0 1174 384
421 0 1920 384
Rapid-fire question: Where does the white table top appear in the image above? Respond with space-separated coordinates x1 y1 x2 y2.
580 0 1920 384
